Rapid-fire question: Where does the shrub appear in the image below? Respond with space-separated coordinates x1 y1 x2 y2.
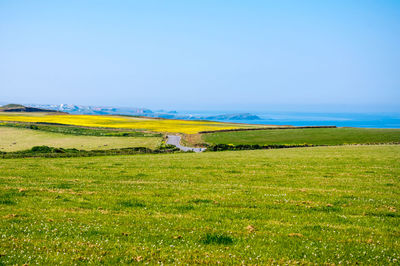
201 233 235 245
207 143 316 151
31 146 53 153
117 199 146 208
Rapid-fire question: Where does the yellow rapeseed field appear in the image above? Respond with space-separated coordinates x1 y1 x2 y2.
0 113 252 134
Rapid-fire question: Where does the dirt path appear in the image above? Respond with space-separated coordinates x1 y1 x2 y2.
166 135 206 153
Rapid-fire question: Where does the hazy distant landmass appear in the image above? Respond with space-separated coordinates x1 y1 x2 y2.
27 104 262 121
203 113 261 121
29 104 153 116
19 103 400 128
147 112 261 121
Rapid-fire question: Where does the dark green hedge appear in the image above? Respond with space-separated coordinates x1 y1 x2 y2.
0 145 180 159
207 143 317 151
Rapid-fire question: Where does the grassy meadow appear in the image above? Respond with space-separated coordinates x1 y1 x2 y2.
0 113 257 134
203 127 400 146
1 145 399 264
0 127 162 152
0 122 161 137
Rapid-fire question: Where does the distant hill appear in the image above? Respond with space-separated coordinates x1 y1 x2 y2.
28 104 153 116
24 103 261 121
2 104 25 108
147 112 261 121
0 104 64 113
203 113 261 121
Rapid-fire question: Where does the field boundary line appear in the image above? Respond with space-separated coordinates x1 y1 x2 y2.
199 125 337 134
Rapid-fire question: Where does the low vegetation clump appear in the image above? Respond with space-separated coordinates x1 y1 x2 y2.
0 145 399 264
0 145 180 159
207 143 316 151
201 233 235 245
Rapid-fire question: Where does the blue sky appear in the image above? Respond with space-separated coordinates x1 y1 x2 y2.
1 0 399 111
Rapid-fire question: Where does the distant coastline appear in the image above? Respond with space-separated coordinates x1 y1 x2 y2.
13 103 400 128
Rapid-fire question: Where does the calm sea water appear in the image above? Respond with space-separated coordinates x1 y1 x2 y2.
180 111 400 128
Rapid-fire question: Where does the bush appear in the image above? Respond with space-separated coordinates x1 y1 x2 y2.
201 233 235 245
0 145 181 159
207 143 316 151
31 146 53 153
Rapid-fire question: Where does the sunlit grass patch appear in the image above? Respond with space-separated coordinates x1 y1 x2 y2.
0 145 399 264
0 126 162 151
203 127 400 145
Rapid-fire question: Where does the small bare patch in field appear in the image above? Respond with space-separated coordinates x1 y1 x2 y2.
3 214 18 219
387 206 397 212
59 208 92 214
183 133 206 147
246 225 256 233
288 233 303 237
0 176 23 180
39 188 96 195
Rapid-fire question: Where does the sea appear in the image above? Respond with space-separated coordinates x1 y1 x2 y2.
178 111 400 128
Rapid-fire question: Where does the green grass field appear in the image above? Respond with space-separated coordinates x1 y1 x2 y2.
0 127 162 151
1 145 399 264
203 127 400 145
0 122 161 137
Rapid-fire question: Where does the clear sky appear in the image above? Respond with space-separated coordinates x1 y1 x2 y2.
1 0 399 112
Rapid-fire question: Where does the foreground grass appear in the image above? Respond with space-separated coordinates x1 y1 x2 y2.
0 127 162 151
0 145 399 264
203 127 400 145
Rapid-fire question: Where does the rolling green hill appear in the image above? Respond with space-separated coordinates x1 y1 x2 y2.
0 104 62 113
0 104 25 108
203 127 400 146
